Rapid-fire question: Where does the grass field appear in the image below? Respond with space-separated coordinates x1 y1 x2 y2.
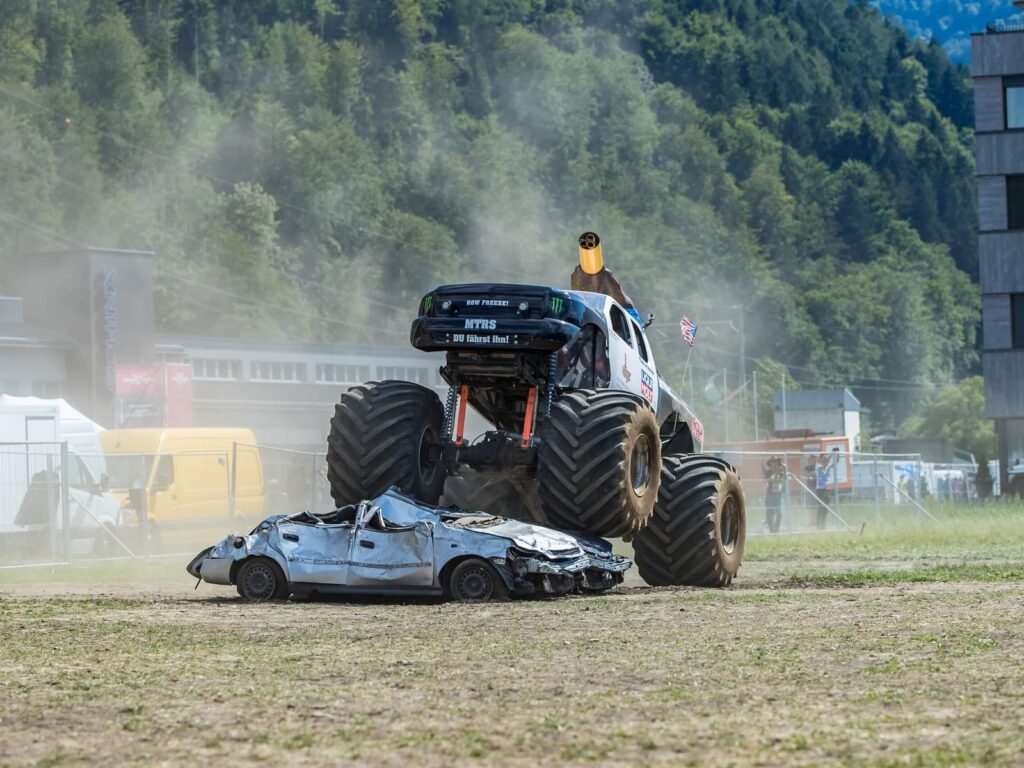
3 504 1024 766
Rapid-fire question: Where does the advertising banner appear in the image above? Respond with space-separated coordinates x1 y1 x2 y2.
115 364 193 428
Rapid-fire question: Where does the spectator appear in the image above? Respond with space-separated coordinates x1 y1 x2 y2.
814 453 836 530
763 457 785 533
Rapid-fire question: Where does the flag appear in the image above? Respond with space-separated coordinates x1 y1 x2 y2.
680 315 697 347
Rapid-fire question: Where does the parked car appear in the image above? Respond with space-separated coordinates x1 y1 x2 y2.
187 488 631 602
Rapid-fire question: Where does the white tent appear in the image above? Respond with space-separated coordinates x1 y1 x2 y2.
0 396 108 482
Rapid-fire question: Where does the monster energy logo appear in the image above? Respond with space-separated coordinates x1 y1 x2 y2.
550 297 563 313
423 296 434 312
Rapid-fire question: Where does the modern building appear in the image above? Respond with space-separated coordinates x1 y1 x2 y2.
155 335 445 448
0 248 446 450
973 7 1024 492
772 388 863 449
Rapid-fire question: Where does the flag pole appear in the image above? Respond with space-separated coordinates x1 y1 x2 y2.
680 343 694 389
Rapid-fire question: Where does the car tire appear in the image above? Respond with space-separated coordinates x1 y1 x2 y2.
447 558 509 603
440 471 544 522
633 455 746 587
537 389 661 537
327 380 446 507
236 557 289 602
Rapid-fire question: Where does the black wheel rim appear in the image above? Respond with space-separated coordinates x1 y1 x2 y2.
242 563 276 600
455 566 493 601
721 495 739 554
419 425 441 487
630 434 652 495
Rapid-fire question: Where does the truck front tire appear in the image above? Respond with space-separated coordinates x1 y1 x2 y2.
327 380 446 507
537 389 661 538
633 455 746 587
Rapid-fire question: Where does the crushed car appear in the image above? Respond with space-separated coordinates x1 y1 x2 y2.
187 488 631 602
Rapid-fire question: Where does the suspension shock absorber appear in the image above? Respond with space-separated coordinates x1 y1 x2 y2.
442 382 458 440
545 351 558 417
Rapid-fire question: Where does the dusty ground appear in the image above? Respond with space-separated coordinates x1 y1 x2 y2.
3 559 1024 766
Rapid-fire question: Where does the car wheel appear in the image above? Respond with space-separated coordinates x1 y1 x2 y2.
236 558 289 602
448 558 508 603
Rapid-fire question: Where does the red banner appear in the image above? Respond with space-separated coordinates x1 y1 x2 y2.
115 364 193 427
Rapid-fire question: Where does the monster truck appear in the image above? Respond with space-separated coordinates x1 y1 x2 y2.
326 234 746 586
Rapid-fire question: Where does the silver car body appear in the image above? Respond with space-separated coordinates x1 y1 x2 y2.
187 489 631 597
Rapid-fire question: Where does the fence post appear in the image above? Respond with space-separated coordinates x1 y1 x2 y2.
833 452 841 527
783 452 791 532
60 442 71 562
229 443 238 520
873 455 880 524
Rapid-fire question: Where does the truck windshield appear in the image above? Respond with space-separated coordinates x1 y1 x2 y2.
558 325 610 388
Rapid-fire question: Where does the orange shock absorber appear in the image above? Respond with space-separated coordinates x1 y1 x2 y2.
454 384 469 447
521 386 538 448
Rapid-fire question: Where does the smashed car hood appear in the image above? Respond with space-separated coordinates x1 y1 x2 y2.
455 517 583 557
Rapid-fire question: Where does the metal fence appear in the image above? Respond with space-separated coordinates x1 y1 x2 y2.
0 441 331 568
1 439 981 567
707 449 972 535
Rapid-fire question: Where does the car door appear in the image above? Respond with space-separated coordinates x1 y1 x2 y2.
607 302 645 401
348 507 434 587
277 521 353 586
629 317 659 412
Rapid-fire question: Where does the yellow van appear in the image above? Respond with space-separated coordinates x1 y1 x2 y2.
99 428 264 548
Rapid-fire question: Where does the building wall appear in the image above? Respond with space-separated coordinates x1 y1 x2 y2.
0 347 66 398
772 407 844 437
161 336 451 449
972 29 1024 491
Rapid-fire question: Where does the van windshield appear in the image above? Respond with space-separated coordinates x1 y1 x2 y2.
105 454 153 490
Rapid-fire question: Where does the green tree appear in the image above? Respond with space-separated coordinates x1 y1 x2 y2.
900 377 995 463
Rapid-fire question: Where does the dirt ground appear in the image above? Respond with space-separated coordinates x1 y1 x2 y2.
3 563 1024 767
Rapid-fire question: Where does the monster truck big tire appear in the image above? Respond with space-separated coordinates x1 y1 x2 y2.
327 380 446 507
633 455 746 587
537 389 661 537
440 471 543 522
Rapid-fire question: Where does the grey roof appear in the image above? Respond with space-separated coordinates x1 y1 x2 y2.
156 334 436 360
0 321 74 347
773 388 861 412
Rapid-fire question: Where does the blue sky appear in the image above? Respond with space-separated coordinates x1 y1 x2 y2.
870 0 1024 61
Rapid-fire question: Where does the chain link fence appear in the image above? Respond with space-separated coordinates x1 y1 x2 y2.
708 449 974 535
2 439 981 567
0 441 332 568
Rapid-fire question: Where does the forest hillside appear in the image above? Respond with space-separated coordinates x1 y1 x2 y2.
0 0 980 429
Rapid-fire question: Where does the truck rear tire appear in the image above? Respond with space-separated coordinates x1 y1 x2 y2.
327 380 446 507
633 455 746 587
537 389 661 537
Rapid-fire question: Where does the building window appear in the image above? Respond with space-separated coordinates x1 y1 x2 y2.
1012 295 1024 348
1006 77 1024 130
1009 176 1024 230
377 366 430 385
250 360 306 382
315 363 370 384
192 358 242 381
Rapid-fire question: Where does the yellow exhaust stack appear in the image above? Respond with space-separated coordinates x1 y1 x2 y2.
578 232 604 275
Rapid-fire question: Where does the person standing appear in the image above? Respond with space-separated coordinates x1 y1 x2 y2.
763 457 784 533
814 453 836 530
